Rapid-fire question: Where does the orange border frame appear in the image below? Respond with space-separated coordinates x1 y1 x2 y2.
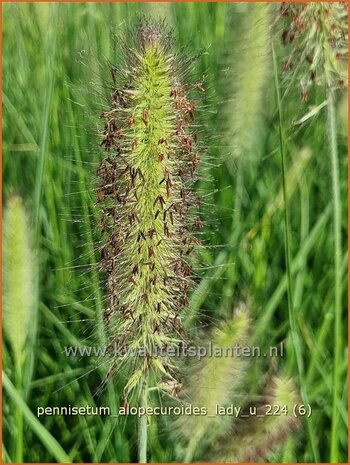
0 1 349 464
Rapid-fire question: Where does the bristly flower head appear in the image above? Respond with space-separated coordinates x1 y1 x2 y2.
3 195 36 369
97 19 202 397
208 376 300 462
279 2 348 99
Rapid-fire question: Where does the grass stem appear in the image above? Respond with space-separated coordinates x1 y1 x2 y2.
15 362 23 463
33 5 57 233
184 431 201 463
328 88 342 463
138 382 148 463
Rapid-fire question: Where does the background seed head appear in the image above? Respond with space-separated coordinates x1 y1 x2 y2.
173 305 251 454
208 376 300 462
3 195 36 369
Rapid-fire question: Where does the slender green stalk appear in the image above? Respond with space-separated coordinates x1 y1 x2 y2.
138 382 148 463
328 89 342 463
33 6 57 232
3 372 71 463
2 443 11 463
15 362 23 463
184 430 202 463
272 43 319 462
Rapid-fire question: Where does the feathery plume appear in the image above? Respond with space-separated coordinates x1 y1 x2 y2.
209 376 300 462
279 2 348 97
97 19 202 397
174 306 250 461
3 195 36 369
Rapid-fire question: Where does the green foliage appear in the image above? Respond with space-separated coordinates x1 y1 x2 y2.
2 2 348 463
2 373 71 463
277 3 348 461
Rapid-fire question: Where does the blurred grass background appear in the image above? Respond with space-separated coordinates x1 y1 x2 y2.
2 2 348 463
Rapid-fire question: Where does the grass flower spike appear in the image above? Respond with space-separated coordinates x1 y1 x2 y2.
279 2 348 96
3 195 37 463
3 195 36 369
209 376 300 462
98 19 202 398
176 306 251 462
224 3 272 168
